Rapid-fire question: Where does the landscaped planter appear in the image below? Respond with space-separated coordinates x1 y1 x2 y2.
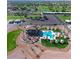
41 38 69 49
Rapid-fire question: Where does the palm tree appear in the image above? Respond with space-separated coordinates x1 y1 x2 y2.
36 55 40 58
41 49 44 52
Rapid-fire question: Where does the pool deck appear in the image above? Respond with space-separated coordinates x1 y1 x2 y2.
7 25 71 59
8 32 70 59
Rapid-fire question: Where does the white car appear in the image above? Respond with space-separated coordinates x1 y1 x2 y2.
67 25 71 29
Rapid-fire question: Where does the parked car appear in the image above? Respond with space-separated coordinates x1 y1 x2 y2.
14 20 22 24
43 16 48 20
65 20 71 24
8 20 15 24
40 18 45 21
21 20 26 23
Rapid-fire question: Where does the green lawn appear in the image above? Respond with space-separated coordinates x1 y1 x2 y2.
56 15 71 21
41 37 68 48
7 15 25 20
37 5 70 12
7 30 22 52
41 39 52 47
56 43 68 48
32 12 41 15
27 15 41 18
39 27 48 30
38 6 50 12
26 14 42 20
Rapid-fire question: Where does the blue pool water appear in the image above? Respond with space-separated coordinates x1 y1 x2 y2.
42 31 54 40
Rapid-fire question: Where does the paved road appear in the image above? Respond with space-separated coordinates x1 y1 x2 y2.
24 14 64 25
7 24 18 32
46 15 63 24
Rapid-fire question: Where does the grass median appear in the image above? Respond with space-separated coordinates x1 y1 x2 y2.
7 30 22 52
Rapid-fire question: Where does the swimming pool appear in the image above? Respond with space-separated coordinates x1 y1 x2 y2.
42 31 54 40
